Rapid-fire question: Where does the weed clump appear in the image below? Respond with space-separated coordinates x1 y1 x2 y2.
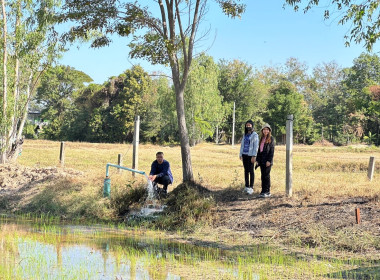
156 181 215 230
110 183 147 217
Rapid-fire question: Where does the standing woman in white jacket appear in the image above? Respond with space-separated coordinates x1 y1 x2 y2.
239 120 259 195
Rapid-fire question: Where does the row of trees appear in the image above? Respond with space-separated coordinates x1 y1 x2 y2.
33 52 380 147
2 0 379 182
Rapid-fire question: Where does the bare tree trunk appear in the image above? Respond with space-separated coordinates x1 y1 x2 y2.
7 71 34 161
6 0 21 161
1 0 8 164
173 76 193 182
17 72 33 141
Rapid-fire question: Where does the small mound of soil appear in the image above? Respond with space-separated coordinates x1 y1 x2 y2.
171 181 212 196
312 139 334 146
0 164 83 192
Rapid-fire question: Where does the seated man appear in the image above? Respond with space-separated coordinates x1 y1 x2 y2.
148 151 173 197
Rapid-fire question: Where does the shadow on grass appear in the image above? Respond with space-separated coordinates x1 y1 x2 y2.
324 265 380 279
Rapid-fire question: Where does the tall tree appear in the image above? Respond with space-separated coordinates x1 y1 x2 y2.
0 0 62 163
58 0 246 182
154 77 178 143
218 59 269 141
265 81 313 143
284 0 380 51
342 53 380 143
311 61 345 140
35 65 93 140
184 53 225 145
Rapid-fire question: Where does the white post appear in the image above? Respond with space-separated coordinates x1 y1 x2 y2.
232 102 235 146
368 156 375 181
132 115 140 177
286 115 293 197
215 125 219 144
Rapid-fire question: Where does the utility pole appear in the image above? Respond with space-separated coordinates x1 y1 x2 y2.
232 102 235 146
132 115 140 177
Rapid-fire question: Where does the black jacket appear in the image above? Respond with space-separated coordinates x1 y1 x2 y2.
257 136 275 165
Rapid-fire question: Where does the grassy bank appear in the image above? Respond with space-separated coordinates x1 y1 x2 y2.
1 139 379 261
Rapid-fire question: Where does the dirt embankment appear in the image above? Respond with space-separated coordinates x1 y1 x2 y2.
0 164 83 210
214 190 380 237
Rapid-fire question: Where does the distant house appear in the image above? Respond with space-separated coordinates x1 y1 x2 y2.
27 111 42 124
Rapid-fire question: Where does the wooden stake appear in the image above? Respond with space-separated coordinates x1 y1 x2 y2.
355 208 361 224
118 153 123 173
59 141 65 167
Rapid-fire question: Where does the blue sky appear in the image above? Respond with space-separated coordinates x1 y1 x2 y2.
60 0 379 84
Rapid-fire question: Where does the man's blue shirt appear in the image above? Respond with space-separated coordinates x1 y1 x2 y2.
150 159 173 184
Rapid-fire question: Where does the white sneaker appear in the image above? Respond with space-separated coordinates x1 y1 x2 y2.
246 187 254 195
243 187 249 193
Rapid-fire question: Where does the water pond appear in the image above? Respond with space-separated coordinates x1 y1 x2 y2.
0 217 378 279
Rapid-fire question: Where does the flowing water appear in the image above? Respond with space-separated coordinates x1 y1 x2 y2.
131 177 166 218
0 217 378 279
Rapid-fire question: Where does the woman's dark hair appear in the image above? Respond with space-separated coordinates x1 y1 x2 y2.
244 120 254 134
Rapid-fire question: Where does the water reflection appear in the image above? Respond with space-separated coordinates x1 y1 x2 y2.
0 219 377 279
0 221 257 279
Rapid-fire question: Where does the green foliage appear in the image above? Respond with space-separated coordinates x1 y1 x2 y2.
59 0 245 66
218 59 269 140
310 61 345 127
0 0 63 161
363 131 377 145
104 65 152 142
340 53 380 143
35 65 93 140
144 77 177 144
55 65 153 143
185 54 225 144
265 80 313 142
27 49 380 147
22 122 38 139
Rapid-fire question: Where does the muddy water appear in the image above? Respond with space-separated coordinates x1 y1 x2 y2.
0 218 377 279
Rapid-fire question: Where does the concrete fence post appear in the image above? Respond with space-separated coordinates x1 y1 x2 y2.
367 156 375 181
286 115 293 197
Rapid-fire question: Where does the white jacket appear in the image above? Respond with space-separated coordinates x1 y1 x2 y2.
239 132 259 157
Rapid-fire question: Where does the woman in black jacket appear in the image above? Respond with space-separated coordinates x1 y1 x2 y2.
256 123 275 198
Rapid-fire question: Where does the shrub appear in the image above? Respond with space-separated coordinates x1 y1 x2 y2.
156 181 215 230
110 182 148 217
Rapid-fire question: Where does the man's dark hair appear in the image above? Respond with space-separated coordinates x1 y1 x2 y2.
156 151 164 156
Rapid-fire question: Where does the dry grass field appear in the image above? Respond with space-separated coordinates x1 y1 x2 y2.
1 139 379 260
16 139 380 200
